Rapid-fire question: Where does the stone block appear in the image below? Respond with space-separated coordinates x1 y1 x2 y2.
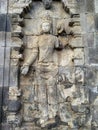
11 48 20 59
8 100 21 112
80 13 87 33
84 67 98 86
6 32 11 47
2 87 9 122
11 59 19 66
72 26 82 35
23 85 35 103
0 32 6 47
6 15 11 32
0 66 4 87
3 47 10 87
1 123 11 130
94 0 98 13
86 13 95 33
77 0 86 13
86 0 94 12
0 47 4 65
0 0 7 14
11 37 23 48
94 14 98 31
0 87 3 123
58 49 74 67
74 48 84 65
89 88 98 104
75 67 84 84
9 66 19 87
86 33 94 47
89 47 98 64
0 87 3 106
2 87 9 106
94 33 98 47
0 14 6 31
69 36 84 47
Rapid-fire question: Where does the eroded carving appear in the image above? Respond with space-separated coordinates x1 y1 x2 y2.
21 16 64 126
6 0 90 130
42 0 52 9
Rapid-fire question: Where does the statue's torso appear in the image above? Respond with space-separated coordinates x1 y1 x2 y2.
37 34 57 63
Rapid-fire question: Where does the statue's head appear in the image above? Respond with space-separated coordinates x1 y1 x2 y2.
41 21 51 33
42 0 52 9
41 14 52 33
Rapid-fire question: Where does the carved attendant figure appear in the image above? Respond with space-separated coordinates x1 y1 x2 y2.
21 17 63 126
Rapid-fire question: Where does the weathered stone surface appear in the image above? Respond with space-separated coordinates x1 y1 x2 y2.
0 0 98 130
88 47 98 64
8 100 21 112
94 0 98 13
74 48 84 65
3 47 10 87
0 47 4 66
86 0 94 12
42 0 52 9
0 0 8 14
1 124 11 130
0 14 6 32
86 33 94 47
0 66 4 87
86 13 95 33
9 66 19 87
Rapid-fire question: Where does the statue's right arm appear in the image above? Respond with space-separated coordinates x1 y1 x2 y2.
21 41 39 75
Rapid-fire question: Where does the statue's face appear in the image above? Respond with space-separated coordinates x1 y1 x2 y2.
42 22 51 33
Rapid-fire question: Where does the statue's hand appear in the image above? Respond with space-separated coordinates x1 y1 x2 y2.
21 65 29 75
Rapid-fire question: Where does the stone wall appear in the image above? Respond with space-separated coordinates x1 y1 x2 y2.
0 0 98 130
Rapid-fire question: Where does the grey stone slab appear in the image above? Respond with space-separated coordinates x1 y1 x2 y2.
0 47 4 65
2 87 9 107
77 0 86 13
94 32 98 47
3 47 10 87
86 0 94 12
86 33 94 48
0 87 3 106
9 66 19 87
0 32 6 47
94 0 98 13
86 13 95 33
0 87 9 122
89 88 98 104
0 87 3 123
0 66 4 87
0 0 7 14
6 32 12 47
95 14 98 31
0 105 2 123
0 14 6 31
80 13 87 33
6 15 11 32
84 67 98 86
1 124 11 130
2 87 9 122
89 47 98 64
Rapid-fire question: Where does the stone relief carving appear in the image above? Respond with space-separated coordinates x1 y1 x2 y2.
21 15 64 126
7 0 90 129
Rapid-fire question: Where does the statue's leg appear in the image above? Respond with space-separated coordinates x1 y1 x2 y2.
47 70 58 120
36 70 48 125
